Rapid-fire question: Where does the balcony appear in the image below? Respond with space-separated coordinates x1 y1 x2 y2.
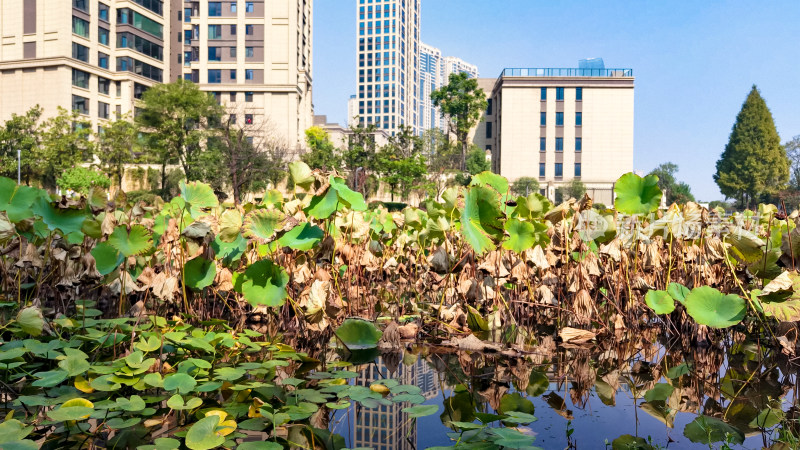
501 68 633 78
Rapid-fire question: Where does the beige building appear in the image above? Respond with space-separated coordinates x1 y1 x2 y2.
475 66 634 205
0 0 312 150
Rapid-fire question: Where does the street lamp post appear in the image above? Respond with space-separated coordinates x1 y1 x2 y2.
17 150 21 184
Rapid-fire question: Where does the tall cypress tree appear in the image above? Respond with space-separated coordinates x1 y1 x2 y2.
714 85 788 208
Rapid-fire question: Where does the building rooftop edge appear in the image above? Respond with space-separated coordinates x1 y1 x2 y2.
500 68 633 78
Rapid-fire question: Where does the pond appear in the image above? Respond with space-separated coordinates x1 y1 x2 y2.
319 331 798 449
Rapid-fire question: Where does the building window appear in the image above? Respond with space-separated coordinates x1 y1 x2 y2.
98 27 109 45
245 92 253 102
208 69 221 83
230 69 236 80
555 112 564 126
540 137 546 151
117 32 164 61
555 163 563 177
486 99 492 115
184 7 191 22
71 68 90 89
229 92 236 101
245 2 254 12
230 24 237 35
208 25 222 39
556 87 564 101
131 0 163 15
73 16 89 38
576 87 583 101
539 163 545 177
575 137 582 152
98 77 110 95
117 8 163 38
540 112 546 126
208 47 221 61
245 24 254 35
72 43 89 62
231 2 237 12
209 2 221 16
98 52 109 69
73 0 88 12
229 114 236 124
575 112 582 126
575 163 581 177
72 95 89 115
245 69 254 80
555 137 563 151
245 114 253 124
540 87 546 100
99 3 110 21
245 47 254 57
485 122 492 139
98 101 110 119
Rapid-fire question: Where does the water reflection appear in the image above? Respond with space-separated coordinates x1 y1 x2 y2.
326 332 800 449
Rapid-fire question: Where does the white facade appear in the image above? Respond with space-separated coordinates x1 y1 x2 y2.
442 56 478 82
347 94 358 127
356 0 420 135
418 42 441 132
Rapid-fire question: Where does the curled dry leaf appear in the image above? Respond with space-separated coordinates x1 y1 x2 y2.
559 327 596 344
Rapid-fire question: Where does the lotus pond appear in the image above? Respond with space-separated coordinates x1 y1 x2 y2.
1 166 800 449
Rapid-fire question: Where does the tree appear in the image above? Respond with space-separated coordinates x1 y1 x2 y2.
511 177 540 197
96 115 138 188
714 85 789 209
465 145 490 175
0 105 42 184
556 179 586 202
37 107 92 189
302 126 341 171
648 162 695 205
431 72 488 171
785 135 800 189
57 167 111 195
136 80 223 196
342 123 381 195
375 126 427 201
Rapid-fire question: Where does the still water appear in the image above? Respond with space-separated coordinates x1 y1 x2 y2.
321 333 797 449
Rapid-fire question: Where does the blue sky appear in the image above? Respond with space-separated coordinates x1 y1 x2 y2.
312 1 800 201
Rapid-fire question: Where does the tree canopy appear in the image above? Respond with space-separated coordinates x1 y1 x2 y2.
648 162 695 205
431 72 487 171
714 85 788 208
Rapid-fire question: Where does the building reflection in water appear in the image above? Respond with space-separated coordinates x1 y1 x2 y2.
350 355 438 450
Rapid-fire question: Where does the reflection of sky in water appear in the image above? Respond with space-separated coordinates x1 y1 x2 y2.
327 352 780 449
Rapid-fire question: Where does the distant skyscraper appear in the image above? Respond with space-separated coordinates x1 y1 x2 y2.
417 44 478 133
347 94 358 126
442 56 479 81
356 0 421 135
419 43 442 132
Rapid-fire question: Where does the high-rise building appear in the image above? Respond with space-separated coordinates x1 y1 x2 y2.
356 0 420 135
181 0 313 149
418 42 441 132
347 94 358 127
442 55 478 81
0 0 312 150
417 43 478 133
476 63 634 205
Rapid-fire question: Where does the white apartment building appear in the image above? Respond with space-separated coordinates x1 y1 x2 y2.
417 43 478 133
475 65 634 205
355 0 420 135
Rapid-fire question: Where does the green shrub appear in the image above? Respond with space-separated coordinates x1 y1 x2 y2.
368 201 408 212
126 190 159 205
57 167 111 195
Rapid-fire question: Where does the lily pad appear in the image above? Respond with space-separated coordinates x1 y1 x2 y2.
335 318 382 350
684 286 746 328
277 223 323 251
184 257 216 290
233 259 289 307
613 172 662 215
683 415 744 445
645 290 675 315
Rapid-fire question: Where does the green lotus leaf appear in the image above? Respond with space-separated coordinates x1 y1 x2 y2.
502 218 536 253
91 242 124 275
107 225 152 258
611 434 656 450
167 394 203 411
402 404 439 418
471 171 509 195
643 383 674 403
645 290 675 315
289 160 315 190
749 405 784 428
306 188 339 220
330 176 367 211
466 305 488 332
47 406 94 422
488 427 537 448
57 354 89 377
498 393 535 416
666 363 690 379
244 209 285 240
184 257 216 290
237 442 284 450
613 172 662 215
16 306 43 337
115 395 146 412
511 193 551 220
335 318 382 350
461 185 504 255
0 418 33 445
212 367 245 381
105 417 142 429
277 223 323 251
262 189 283 208
727 228 766 263
683 415 744 445
233 259 289 307
32 196 86 235
163 372 197 394
211 233 246 265
217 209 242 243
502 411 537 424
684 286 746 328
667 282 690 304
32 369 68 387
0 177 41 222
185 415 225 450
180 180 218 219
